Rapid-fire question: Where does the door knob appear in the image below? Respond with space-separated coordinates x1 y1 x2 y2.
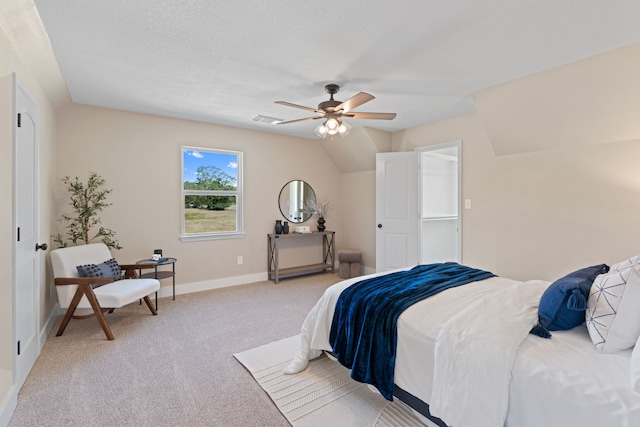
35 243 48 251
377 224 383 228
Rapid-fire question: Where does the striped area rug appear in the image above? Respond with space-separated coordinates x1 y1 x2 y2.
234 335 434 427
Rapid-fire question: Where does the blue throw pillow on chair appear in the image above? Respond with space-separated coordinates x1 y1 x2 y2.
531 264 609 338
77 258 123 287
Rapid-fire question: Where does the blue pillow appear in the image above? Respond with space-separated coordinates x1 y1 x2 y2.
77 258 122 287
531 264 609 338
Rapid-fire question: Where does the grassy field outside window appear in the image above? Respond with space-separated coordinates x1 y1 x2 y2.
181 147 243 240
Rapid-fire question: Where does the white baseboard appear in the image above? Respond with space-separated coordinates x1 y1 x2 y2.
156 271 268 298
0 372 16 427
40 303 62 344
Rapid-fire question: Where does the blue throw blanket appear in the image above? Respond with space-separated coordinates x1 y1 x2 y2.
329 262 496 401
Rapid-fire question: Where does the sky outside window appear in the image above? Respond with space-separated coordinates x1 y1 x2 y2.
183 149 238 185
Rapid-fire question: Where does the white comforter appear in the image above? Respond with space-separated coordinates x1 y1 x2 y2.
428 278 548 426
285 270 549 427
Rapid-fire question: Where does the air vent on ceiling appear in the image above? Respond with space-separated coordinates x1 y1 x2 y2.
252 115 282 124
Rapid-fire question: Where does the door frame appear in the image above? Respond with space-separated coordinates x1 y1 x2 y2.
415 140 462 264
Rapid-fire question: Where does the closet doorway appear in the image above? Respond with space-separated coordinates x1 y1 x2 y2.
417 141 460 264
375 141 461 271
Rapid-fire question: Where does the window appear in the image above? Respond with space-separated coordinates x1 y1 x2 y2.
181 147 243 240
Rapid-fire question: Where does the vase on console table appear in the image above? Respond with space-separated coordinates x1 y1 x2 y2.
275 219 283 234
317 217 325 232
283 221 289 234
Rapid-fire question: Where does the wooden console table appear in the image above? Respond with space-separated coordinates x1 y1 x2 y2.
267 231 335 283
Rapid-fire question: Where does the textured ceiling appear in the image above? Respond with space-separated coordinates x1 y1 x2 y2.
32 0 640 139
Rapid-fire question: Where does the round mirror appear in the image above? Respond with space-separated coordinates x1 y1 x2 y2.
279 180 316 223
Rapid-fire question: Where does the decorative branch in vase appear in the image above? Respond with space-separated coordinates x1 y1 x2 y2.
304 198 332 232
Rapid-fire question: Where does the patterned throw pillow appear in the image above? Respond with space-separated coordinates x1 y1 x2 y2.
610 255 640 272
586 264 640 353
76 258 122 288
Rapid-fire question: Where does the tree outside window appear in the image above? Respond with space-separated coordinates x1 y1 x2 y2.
181 147 243 240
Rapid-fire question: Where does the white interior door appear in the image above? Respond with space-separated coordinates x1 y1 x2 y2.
14 76 40 388
375 152 419 272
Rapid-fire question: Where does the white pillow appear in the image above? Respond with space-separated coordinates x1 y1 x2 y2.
585 264 640 353
632 335 640 392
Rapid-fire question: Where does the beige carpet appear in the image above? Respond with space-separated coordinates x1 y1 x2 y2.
9 273 343 427
234 335 435 427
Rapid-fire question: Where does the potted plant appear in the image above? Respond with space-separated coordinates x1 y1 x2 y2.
53 171 122 250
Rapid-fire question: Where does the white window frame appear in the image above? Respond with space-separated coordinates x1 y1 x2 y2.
180 146 244 241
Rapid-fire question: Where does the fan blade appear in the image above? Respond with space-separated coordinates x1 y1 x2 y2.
334 92 375 112
275 101 324 114
276 116 324 125
344 112 397 120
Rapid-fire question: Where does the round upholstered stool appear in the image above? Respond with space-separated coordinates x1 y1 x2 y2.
338 249 362 279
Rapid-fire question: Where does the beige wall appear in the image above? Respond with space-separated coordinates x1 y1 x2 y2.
474 42 640 157
484 43 640 280
55 104 343 290
495 139 640 281
339 170 376 270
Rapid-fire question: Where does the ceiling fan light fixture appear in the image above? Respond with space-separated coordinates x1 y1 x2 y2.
325 118 340 135
314 123 328 137
315 118 351 139
338 121 351 136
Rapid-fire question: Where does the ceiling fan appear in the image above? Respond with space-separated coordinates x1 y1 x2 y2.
274 84 396 138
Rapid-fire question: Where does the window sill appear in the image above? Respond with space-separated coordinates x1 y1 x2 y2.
180 232 245 242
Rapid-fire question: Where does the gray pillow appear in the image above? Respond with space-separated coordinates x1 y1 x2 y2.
76 258 122 287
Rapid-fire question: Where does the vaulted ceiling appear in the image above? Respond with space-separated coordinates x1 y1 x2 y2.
19 1 640 139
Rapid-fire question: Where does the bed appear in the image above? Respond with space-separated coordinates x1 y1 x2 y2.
284 261 640 427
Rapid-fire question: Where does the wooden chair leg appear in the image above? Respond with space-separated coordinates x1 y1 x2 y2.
82 285 115 340
56 285 85 337
143 295 158 315
56 284 115 340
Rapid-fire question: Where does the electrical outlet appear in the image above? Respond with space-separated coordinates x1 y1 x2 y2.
237 256 243 265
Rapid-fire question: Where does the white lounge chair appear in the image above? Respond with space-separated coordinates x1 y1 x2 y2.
50 243 160 340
